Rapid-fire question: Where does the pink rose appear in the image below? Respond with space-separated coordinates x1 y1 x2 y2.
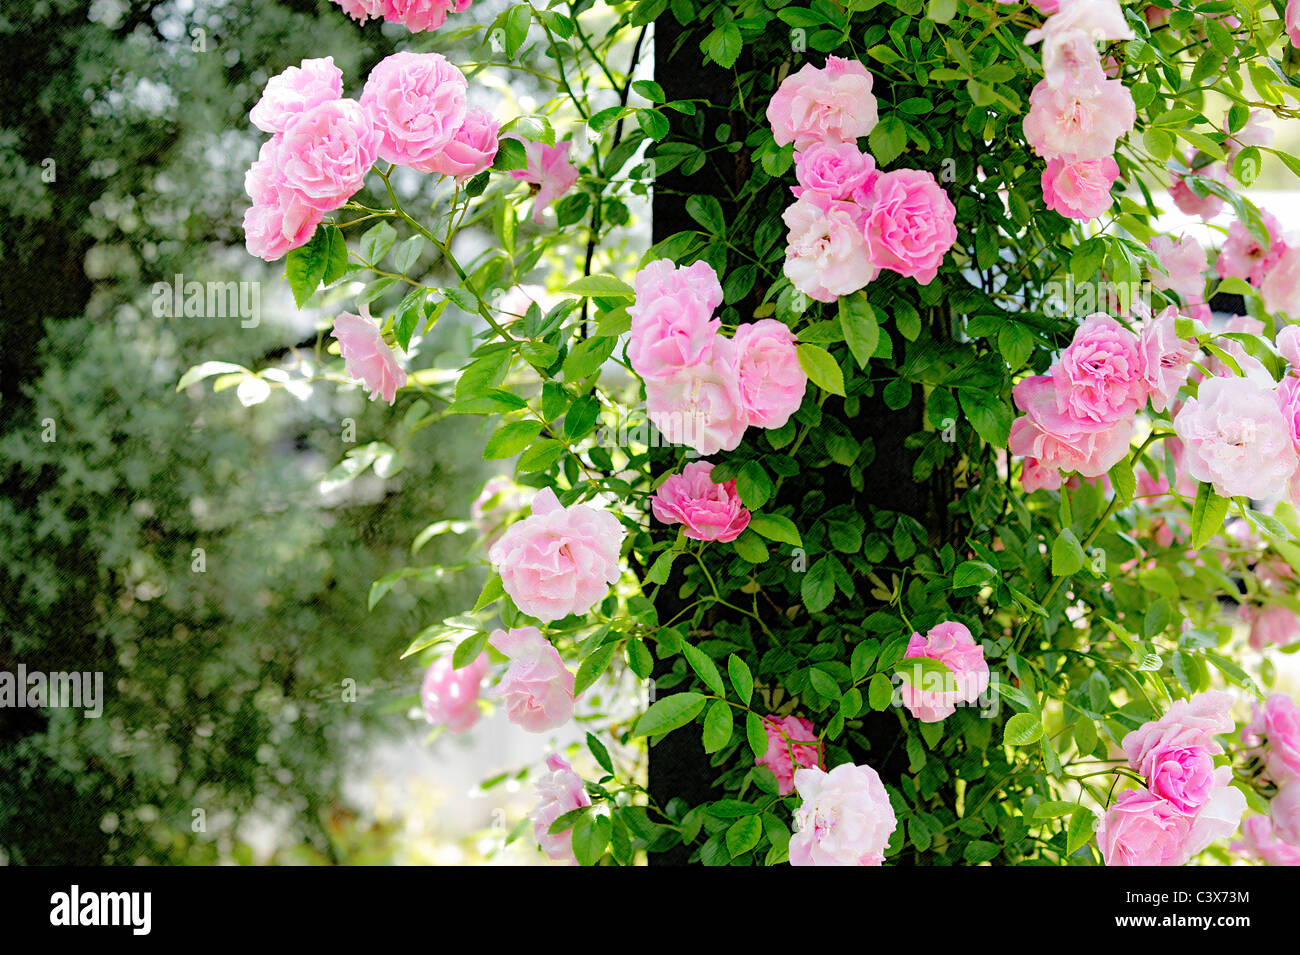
1097 790 1191 865
250 57 343 134
510 140 580 225
860 169 958 284
1173 375 1300 499
1261 248 1300 317
1182 776 1247 858
331 0 471 32
633 259 724 313
1279 374 1300 457
1169 156 1226 220
420 651 488 731
1243 694 1300 785
1041 155 1120 221
782 195 876 302
789 763 897 866
1216 213 1286 286
489 626 575 732
531 754 591 864
243 138 324 262
792 142 877 203
1051 314 1149 428
1138 305 1198 413
331 312 407 404
898 621 990 723
730 319 808 429
1122 691 1235 764
1247 605 1300 652
1023 73 1135 161
1232 815 1300 864
1009 375 1135 483
1271 780 1300 845
278 98 379 212
1026 0 1135 87
1120 692 1236 817
487 487 625 623
361 51 468 170
645 343 750 456
1149 235 1207 302
767 56 879 150
419 106 499 179
627 267 721 382
755 716 823 796
651 461 750 542
1289 0 1300 47
1278 324 1300 369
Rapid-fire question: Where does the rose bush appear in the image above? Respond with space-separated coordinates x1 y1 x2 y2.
187 0 1300 865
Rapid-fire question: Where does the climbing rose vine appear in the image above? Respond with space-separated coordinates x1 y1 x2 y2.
188 0 1300 865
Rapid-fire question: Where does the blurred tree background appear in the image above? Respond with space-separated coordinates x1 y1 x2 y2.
0 0 499 864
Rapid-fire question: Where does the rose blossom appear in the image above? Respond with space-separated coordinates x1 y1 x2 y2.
730 319 808 429
250 57 343 134
488 487 625 622
418 106 498 179
1232 815 1300 865
755 716 824 796
789 763 897 866
1278 325 1300 369
1138 305 1198 413
1242 694 1300 785
330 0 472 32
489 626 575 732
1149 235 1207 302
331 312 407 404
1009 376 1136 486
420 651 488 731
1289 0 1300 48
898 621 990 723
651 461 751 543
1097 790 1192 865
361 51 467 170
861 169 958 284
1216 212 1286 286
645 342 749 455
782 195 876 302
243 138 324 261
1023 73 1135 161
1246 604 1300 652
278 98 379 211
792 141 877 203
531 754 591 864
627 272 721 382
1173 375 1300 499
1261 248 1300 317
633 259 724 312
1051 314 1149 428
510 139 580 225
767 56 878 150
1041 155 1119 221
1122 691 1234 813
1168 155 1226 220
1271 780 1300 845
1182 778 1247 858
1026 0 1135 87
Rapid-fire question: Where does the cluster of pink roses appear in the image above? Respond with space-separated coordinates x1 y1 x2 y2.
629 259 808 455
331 0 471 33
1097 691 1246 865
243 51 498 262
1211 211 1300 319
1240 694 1300 851
1021 0 1136 221
789 762 897 866
768 57 957 300
1010 308 1198 491
650 461 750 542
898 621 991 723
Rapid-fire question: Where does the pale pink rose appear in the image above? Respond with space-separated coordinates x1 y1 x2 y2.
755 716 823 796
1097 790 1192 865
1242 694 1300 785
898 621 990 723
420 651 488 731
243 139 323 261
1272 780 1300 844
250 57 343 134
645 343 750 456
789 763 896 866
782 195 876 302
1020 456 1064 492
510 139 580 225
418 106 498 179
1138 305 1198 413
1168 156 1226 220
627 270 721 382
1042 155 1119 220
1149 235 1207 302
331 312 407 404
1122 691 1235 811
730 319 808 429
1203 314 1272 383
1247 605 1300 651
1009 375 1136 481
792 141 877 203
1023 73 1135 161
1143 5 1170 27
1173 375 1300 499
767 56 878 150
331 0 471 32
1026 0 1135 87
1030 0 1060 12
488 488 625 623
1289 0 1300 47
1232 815 1300 864
1216 213 1286 286
1262 248 1300 316
471 475 528 548
1278 324 1300 369
1040 33 1110 90
633 259 724 313
489 626 575 732
361 51 467 170
1183 773 1247 857
531 754 591 864
278 98 379 211
651 461 751 543
1051 314 1149 429
1277 374 1300 456
861 169 958 284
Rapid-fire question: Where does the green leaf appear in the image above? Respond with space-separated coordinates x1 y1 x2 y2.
505 2 531 59
1004 712 1043 746
633 692 707 737
359 222 398 265
1190 482 1231 549
735 460 773 510
746 710 768 758
483 420 544 459
683 641 725 696
452 630 489 670
562 274 635 298
685 194 726 236
963 840 1000 864
838 293 880 368
284 224 348 308
571 811 611 866
726 815 762 858
1109 456 1136 506
797 343 846 397
702 699 735 753
1051 528 1085 576
728 654 754 705
1067 807 1098 856
586 732 614 775
958 387 1011 448
472 574 504 611
563 335 616 381
702 22 742 69
801 556 836 613
575 640 618 696
748 513 802 547
867 671 894 711
953 560 998 589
